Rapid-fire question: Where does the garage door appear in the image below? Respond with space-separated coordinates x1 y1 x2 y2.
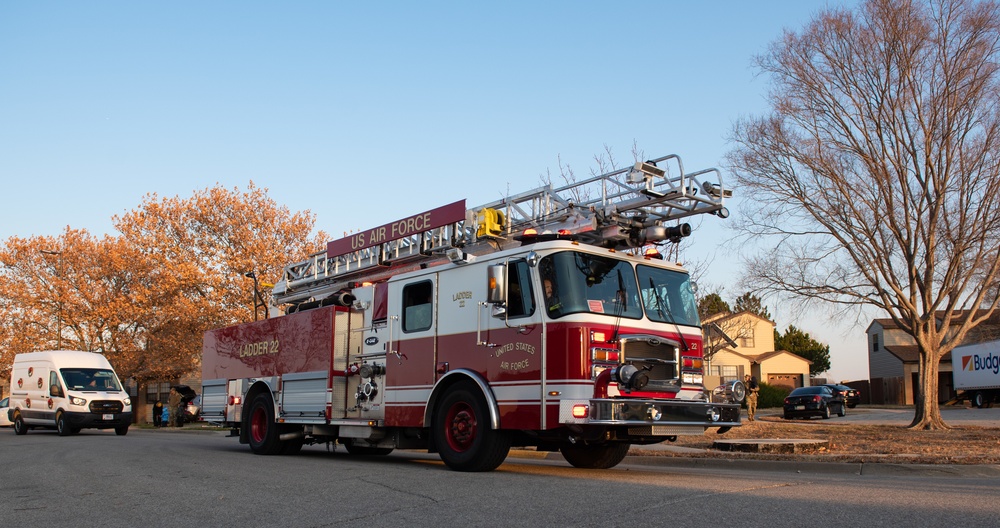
767 374 802 390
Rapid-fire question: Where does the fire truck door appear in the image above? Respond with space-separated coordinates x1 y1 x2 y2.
384 276 437 426
484 259 544 428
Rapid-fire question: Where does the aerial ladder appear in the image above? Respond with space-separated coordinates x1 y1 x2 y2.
271 154 732 309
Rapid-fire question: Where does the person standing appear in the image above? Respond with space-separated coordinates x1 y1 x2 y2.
152 399 163 427
745 375 760 422
167 387 182 427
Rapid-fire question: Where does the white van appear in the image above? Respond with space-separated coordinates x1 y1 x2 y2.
7 350 133 436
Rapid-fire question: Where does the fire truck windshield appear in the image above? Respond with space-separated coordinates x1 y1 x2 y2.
636 264 700 327
539 252 644 320
538 251 700 327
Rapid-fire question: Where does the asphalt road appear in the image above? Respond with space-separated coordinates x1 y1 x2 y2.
3 426 999 528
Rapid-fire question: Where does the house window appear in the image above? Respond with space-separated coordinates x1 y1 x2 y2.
738 327 755 348
146 382 171 403
712 365 739 383
872 333 880 352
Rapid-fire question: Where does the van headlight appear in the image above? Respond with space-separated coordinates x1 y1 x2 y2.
124 397 131 406
71 397 87 406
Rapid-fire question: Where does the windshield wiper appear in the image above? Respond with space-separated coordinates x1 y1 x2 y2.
649 277 689 352
608 268 626 343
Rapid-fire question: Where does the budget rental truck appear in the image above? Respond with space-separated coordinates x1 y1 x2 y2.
201 154 746 471
952 340 1000 408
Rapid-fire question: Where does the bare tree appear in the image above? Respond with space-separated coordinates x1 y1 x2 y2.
728 0 1000 429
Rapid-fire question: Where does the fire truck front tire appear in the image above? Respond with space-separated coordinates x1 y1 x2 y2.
560 442 631 469
247 393 284 455
433 381 511 472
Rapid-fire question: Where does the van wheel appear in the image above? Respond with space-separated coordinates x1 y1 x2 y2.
115 426 129 436
13 413 28 435
56 412 72 436
247 393 282 455
433 381 510 472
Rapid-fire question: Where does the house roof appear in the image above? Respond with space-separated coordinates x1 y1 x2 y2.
713 348 812 365
883 345 953 364
752 349 813 365
867 309 1000 333
703 310 776 327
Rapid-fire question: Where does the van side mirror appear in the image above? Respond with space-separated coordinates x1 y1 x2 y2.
50 385 64 398
487 264 506 305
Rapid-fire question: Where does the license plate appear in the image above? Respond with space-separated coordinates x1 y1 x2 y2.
794 405 805 411
103 414 114 420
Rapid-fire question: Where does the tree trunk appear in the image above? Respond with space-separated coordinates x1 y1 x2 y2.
909 351 948 430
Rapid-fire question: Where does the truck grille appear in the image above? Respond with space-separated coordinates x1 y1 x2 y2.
89 400 124 413
620 335 679 392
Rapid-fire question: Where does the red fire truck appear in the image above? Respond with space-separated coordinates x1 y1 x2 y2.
201 155 746 471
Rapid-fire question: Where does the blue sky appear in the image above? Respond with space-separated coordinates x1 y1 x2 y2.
0 1 867 380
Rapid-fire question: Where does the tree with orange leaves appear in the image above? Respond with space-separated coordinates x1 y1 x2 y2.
0 183 325 386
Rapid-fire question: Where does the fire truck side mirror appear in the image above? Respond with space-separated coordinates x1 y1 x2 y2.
487 264 507 305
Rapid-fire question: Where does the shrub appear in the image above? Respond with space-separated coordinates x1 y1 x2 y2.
757 382 791 408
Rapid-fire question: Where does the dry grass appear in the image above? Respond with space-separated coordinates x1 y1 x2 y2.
632 417 1000 464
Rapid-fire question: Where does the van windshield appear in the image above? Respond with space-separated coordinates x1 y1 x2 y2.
61 368 122 391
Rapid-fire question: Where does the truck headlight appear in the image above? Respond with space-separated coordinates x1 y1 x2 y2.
124 397 131 406
71 397 87 406
681 373 703 385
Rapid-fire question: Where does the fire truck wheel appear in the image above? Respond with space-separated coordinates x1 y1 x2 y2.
56 412 71 436
13 413 28 435
433 381 511 472
345 444 394 456
560 442 630 469
247 393 283 455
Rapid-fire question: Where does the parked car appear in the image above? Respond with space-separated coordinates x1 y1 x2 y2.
823 383 861 408
783 385 846 420
184 394 201 423
0 397 12 427
172 385 198 425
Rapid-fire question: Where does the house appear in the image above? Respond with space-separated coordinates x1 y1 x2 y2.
702 311 813 389
866 310 1000 404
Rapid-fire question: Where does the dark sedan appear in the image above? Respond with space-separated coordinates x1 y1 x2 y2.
783 385 846 420
823 383 861 408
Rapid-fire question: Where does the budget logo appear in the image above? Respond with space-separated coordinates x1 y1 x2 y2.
962 353 1000 374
